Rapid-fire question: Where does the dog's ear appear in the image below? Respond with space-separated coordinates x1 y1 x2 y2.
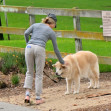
61 65 66 69
61 61 69 68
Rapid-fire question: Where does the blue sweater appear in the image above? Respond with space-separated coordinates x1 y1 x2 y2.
24 23 64 64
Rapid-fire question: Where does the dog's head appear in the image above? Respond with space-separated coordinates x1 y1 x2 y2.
53 61 70 78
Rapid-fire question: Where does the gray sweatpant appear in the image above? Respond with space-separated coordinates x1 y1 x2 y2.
24 44 45 96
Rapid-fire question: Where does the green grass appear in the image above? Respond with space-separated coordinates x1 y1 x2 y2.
11 75 20 85
1 38 111 72
0 0 111 72
1 0 111 31
0 0 108 38
4 0 111 10
1 38 111 57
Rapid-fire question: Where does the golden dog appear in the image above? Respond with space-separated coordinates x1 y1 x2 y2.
53 51 99 95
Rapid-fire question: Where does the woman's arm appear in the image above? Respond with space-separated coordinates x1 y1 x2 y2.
24 25 33 44
51 32 64 64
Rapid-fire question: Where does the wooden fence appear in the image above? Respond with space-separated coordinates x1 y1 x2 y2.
0 5 111 65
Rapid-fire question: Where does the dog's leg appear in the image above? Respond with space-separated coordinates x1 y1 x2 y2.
94 71 99 89
88 76 99 89
91 65 99 89
65 78 72 95
88 71 95 88
88 78 94 89
73 76 80 94
93 77 99 88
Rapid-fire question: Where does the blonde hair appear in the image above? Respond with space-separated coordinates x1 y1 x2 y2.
41 17 55 25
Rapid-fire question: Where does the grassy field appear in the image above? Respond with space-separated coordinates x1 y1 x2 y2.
1 0 111 31
4 0 111 10
0 0 111 72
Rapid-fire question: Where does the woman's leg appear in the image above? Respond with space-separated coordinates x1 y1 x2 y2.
24 45 34 90
34 46 45 100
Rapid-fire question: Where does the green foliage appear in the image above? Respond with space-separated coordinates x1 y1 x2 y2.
99 64 111 72
0 51 57 75
5 0 111 10
0 52 26 74
0 0 3 4
0 53 17 74
45 58 57 69
11 75 20 85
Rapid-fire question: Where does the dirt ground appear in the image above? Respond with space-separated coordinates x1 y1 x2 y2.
0 69 111 111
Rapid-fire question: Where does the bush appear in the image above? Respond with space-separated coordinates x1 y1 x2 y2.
11 75 20 85
0 53 17 74
45 57 57 69
0 52 26 74
0 52 56 75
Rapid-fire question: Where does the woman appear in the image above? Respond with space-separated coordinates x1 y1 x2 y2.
24 13 64 105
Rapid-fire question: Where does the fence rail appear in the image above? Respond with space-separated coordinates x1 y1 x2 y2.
0 26 109 41
0 5 111 65
0 45 111 65
0 5 102 18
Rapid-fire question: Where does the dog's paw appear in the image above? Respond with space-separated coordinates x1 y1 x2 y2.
88 85 99 89
73 91 79 95
65 91 70 95
88 86 93 89
93 86 99 89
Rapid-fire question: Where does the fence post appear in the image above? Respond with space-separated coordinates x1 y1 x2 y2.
73 8 82 52
3 0 10 40
0 16 4 40
29 14 36 25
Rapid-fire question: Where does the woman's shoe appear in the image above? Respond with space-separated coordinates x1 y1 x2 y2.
24 95 30 103
36 99 45 105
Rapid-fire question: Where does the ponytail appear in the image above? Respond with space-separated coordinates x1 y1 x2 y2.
42 17 55 24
